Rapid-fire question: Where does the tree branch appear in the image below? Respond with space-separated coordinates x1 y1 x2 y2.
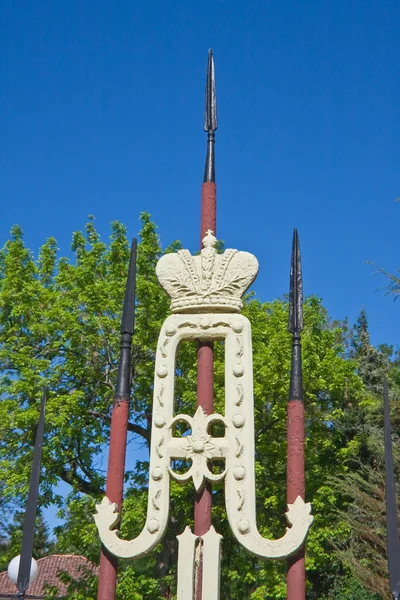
88 410 150 443
60 467 103 496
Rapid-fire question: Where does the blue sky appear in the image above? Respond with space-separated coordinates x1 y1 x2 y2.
2 0 400 347
1 1 400 528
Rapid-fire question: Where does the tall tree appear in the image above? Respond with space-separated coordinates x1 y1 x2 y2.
327 308 400 598
351 308 387 394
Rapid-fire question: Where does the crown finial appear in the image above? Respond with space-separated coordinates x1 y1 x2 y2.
156 237 258 314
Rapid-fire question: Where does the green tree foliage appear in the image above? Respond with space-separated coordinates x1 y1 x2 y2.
325 309 400 598
369 261 400 301
322 572 381 600
0 215 381 598
351 308 387 395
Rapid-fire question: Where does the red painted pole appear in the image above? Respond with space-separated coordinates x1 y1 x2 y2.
287 230 305 600
194 182 216 520
287 400 305 599
194 49 217 599
194 181 216 599
194 182 216 600
97 400 130 600
199 183 217 248
194 345 213 599
97 240 137 600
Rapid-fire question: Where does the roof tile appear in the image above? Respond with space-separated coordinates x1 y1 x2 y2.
0 554 98 598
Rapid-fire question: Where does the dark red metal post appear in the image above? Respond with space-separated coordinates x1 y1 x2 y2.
287 230 305 600
194 183 216 600
97 401 130 600
97 240 137 600
194 50 217 600
199 183 216 248
287 400 305 599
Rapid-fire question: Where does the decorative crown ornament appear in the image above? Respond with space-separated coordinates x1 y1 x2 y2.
156 230 259 313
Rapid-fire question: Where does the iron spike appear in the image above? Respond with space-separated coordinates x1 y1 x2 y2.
204 49 217 133
203 49 217 183
288 229 304 335
120 239 137 336
115 239 137 399
384 380 400 599
17 389 47 597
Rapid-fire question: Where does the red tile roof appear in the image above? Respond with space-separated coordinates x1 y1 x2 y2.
0 554 98 598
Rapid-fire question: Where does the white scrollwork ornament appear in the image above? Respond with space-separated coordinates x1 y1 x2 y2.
94 231 313 597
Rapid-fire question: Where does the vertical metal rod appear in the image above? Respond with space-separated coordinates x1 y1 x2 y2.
286 230 306 600
194 49 217 600
384 380 400 599
97 239 137 600
17 389 47 599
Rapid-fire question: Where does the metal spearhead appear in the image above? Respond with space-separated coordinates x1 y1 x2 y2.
115 239 137 399
384 380 400 599
203 49 217 183
203 50 218 183
288 229 303 335
17 389 47 596
120 239 137 335
204 49 217 133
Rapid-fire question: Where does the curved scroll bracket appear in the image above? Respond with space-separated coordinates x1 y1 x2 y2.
94 312 313 562
226 495 313 560
94 495 169 559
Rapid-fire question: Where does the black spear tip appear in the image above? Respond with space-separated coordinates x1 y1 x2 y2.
204 49 217 133
288 228 304 335
203 49 217 183
120 239 137 335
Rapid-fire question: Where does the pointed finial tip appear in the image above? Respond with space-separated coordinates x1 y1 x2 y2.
288 228 303 334
292 228 301 250
120 238 137 335
204 48 217 134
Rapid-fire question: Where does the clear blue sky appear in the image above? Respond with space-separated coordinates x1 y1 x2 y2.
2 0 399 348
2 0 400 535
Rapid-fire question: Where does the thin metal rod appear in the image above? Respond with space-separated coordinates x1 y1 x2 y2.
97 239 137 600
17 389 47 599
287 230 306 600
194 49 217 600
384 380 400 599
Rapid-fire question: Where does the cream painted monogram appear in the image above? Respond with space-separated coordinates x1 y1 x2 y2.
94 231 313 599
